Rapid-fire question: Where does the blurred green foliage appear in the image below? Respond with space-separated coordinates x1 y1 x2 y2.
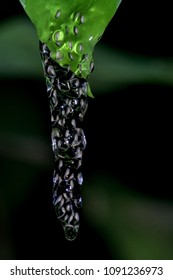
84 176 173 259
0 16 173 259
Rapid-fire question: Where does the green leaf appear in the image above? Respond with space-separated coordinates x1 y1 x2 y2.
19 0 26 8
19 0 122 78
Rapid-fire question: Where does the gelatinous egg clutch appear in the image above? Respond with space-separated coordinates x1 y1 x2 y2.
19 0 122 80
19 0 122 240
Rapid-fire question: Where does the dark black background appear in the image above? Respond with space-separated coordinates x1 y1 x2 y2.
0 0 172 259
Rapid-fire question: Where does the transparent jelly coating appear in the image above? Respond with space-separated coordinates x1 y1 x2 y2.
19 0 122 78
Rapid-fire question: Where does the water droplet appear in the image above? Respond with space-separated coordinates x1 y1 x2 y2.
71 119 76 128
53 193 63 206
64 168 70 178
55 9 61 18
47 65 56 78
90 61 94 73
70 78 80 88
58 160 63 169
74 26 78 35
61 215 67 222
52 138 57 152
66 204 71 212
65 129 70 138
53 172 59 185
77 172 83 185
70 179 74 189
76 42 83 53
81 54 89 62
64 225 78 241
42 44 49 55
74 212 79 222
75 160 81 169
68 53 74 61
80 15 85 24
54 30 65 44
75 148 82 159
56 51 64 60
54 31 60 41
72 12 80 22
74 197 82 208
46 79 53 93
77 63 82 73
65 185 72 192
68 41 73 49
89 36 93 41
